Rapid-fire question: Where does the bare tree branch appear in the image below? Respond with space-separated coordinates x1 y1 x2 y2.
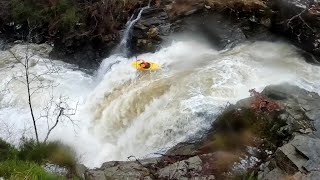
7 25 79 144
43 95 79 143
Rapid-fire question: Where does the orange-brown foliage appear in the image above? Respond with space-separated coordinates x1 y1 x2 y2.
249 89 281 114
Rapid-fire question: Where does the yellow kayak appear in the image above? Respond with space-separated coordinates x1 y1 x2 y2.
131 60 161 71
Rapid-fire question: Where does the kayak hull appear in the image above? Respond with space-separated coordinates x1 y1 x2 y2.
131 61 161 71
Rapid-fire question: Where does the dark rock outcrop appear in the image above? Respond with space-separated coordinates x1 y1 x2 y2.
257 84 320 180
85 160 155 180
3 0 320 67
270 0 320 63
131 7 170 54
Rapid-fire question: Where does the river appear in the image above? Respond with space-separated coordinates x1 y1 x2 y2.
0 39 320 168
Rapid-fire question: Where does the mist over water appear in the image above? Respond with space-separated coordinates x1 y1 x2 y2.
0 39 320 168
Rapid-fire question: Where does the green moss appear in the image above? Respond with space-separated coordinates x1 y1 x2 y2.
0 160 64 180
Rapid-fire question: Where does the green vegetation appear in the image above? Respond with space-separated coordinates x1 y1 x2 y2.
18 138 77 169
0 160 64 180
2 0 150 44
11 0 45 26
0 139 18 161
11 0 81 32
61 7 80 32
0 138 79 180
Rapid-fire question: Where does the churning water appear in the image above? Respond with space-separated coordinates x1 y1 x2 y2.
0 39 320 168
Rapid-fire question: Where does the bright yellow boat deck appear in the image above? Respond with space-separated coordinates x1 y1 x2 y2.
131 60 161 71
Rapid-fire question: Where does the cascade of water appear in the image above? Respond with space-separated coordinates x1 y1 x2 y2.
116 0 151 56
1 40 320 168
95 1 151 81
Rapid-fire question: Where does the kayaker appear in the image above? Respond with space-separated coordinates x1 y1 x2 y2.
139 60 151 69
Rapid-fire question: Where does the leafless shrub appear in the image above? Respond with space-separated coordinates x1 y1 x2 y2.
7 29 78 144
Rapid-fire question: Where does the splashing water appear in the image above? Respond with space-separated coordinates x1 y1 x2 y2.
95 1 151 81
0 40 320 168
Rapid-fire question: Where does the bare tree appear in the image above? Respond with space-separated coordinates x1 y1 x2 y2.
7 28 78 144
9 44 41 143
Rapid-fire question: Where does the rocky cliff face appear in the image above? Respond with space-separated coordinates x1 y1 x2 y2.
258 84 320 180
269 0 320 62
75 84 320 179
2 0 320 68
128 0 320 64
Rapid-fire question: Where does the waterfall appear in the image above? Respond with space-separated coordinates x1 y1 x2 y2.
1 40 320 168
116 0 151 56
95 1 151 81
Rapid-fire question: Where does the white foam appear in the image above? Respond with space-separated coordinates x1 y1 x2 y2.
1 40 320 168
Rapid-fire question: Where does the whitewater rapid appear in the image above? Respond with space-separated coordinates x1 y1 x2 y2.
0 40 320 168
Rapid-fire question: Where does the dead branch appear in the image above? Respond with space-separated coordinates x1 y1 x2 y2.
43 95 78 143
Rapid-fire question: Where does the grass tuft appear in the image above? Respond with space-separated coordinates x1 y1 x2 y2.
0 160 64 180
18 138 77 170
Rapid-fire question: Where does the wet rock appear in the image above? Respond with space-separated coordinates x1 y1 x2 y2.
75 164 87 179
85 160 152 180
263 83 319 132
262 83 310 100
138 8 169 28
139 157 162 166
291 135 320 172
275 142 307 174
259 168 287 180
49 41 113 70
270 0 320 63
260 135 320 179
314 119 320 138
165 143 198 156
131 7 170 54
157 156 203 179
165 0 205 18
307 171 320 180
248 84 320 179
305 109 320 121
0 39 4 50
199 16 247 50
236 97 253 108
85 169 106 180
172 13 248 50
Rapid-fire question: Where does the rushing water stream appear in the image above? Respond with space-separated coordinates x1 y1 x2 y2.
1 39 320 168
